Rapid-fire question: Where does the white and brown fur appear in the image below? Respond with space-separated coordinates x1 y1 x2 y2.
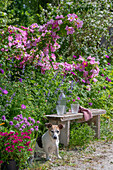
35 123 63 161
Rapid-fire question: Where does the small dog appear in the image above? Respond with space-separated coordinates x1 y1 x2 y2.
35 123 63 161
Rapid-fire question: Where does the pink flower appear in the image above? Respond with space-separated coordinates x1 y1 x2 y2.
23 136 31 139
27 148 33 151
90 60 95 64
93 78 98 83
81 79 85 83
83 71 88 77
71 72 76 75
21 104 26 109
1 48 4 51
78 65 85 72
2 89 8 94
0 160 3 164
73 55 77 58
24 141 31 146
55 15 64 19
82 61 88 67
86 85 91 91
105 55 109 58
30 23 39 29
67 13 78 22
8 36 13 41
51 53 56 61
75 19 83 29
65 26 75 35
76 55 84 61
87 56 92 60
77 97 80 100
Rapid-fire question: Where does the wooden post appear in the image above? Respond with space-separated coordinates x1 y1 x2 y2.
59 120 70 146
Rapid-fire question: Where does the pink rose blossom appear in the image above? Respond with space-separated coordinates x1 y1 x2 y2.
65 26 75 35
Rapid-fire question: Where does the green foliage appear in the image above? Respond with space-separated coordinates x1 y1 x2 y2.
69 122 95 148
100 118 113 141
38 0 113 63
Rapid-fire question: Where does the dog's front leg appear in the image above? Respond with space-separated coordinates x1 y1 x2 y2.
45 153 51 161
45 147 51 161
55 146 61 159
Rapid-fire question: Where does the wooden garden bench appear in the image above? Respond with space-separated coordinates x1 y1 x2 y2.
46 109 106 146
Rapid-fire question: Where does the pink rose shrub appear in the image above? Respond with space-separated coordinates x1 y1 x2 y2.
0 13 83 74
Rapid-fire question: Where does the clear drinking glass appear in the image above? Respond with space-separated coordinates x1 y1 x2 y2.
71 103 79 114
56 105 65 115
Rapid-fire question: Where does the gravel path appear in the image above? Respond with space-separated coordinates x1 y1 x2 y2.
51 141 113 170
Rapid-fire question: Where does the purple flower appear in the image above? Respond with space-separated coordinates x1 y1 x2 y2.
23 117 27 121
0 69 4 74
9 121 13 125
34 126 38 131
19 121 24 125
2 89 8 94
14 123 20 128
88 102 93 106
71 72 76 75
28 117 32 120
108 79 111 82
108 95 110 98
20 114 23 119
31 118 35 124
105 77 109 81
107 63 111 65
21 104 26 109
27 122 31 126
19 78 23 82
103 86 106 89
30 128 34 131
2 115 6 120
37 121 40 124
19 128 23 131
0 87 2 90
101 74 104 76
34 126 38 129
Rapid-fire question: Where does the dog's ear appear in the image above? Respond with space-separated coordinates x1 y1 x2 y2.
45 123 52 129
58 124 63 129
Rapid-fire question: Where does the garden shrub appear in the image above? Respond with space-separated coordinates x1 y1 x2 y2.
69 122 95 148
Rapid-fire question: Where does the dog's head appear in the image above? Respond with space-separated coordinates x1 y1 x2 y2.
45 123 63 140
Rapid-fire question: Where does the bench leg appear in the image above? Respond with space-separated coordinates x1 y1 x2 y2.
59 120 70 146
88 115 100 138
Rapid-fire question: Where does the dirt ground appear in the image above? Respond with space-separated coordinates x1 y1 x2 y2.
31 140 113 170
51 140 113 170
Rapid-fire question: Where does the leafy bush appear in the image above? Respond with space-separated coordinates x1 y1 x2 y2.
69 122 95 148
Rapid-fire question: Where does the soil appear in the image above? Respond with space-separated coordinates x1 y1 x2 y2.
51 140 113 170
28 140 113 170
